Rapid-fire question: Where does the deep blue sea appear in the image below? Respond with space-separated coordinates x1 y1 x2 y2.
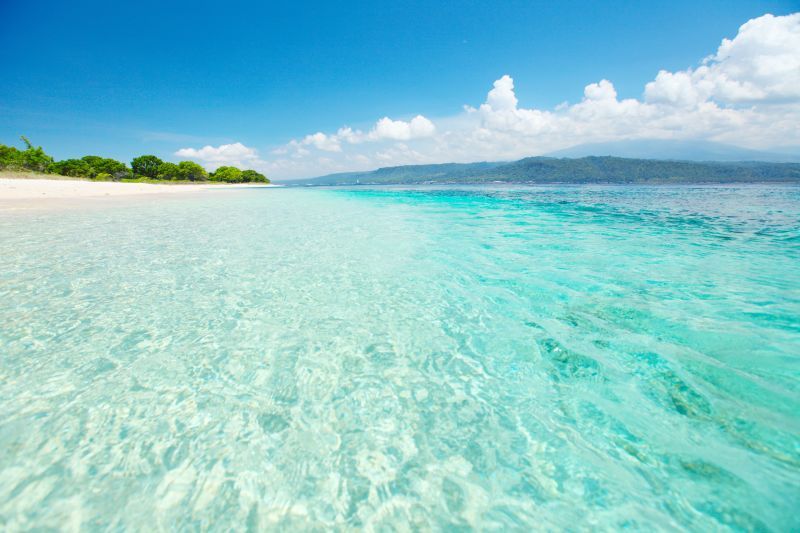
1 185 798 530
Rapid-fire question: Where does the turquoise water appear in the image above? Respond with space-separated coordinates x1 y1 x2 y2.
1 185 799 530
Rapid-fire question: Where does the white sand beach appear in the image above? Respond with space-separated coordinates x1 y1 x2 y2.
0 175 276 208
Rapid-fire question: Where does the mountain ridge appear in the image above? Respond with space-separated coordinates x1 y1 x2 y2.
545 139 800 163
279 155 800 186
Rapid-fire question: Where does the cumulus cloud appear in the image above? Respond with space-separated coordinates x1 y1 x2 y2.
174 142 265 170
486 75 517 109
372 115 436 140
645 13 800 105
301 132 342 152
177 12 800 179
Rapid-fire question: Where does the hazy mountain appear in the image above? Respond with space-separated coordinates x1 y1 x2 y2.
281 162 503 186
545 139 800 163
281 156 800 186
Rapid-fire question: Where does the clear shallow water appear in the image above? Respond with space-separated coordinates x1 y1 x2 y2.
0 185 799 531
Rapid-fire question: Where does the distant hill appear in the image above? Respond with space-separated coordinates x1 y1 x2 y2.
281 156 800 186
545 139 800 163
290 162 503 186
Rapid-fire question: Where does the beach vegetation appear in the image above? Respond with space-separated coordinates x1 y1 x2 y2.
19 136 54 172
0 136 54 172
177 161 208 181
81 156 131 179
48 156 131 180
156 162 181 180
210 166 243 183
49 158 93 177
1 136 269 184
240 169 269 183
131 155 163 178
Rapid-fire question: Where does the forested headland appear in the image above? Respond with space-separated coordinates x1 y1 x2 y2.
0 137 268 183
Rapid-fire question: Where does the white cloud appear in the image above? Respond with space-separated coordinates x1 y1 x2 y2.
644 70 705 108
645 13 800 105
584 79 617 101
177 12 800 179
174 142 265 170
478 75 555 135
484 75 518 111
336 127 362 144
372 115 436 140
301 132 341 152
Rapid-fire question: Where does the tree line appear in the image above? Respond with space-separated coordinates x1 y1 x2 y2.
0 137 269 183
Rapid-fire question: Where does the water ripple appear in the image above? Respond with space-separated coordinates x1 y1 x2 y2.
1 185 798 530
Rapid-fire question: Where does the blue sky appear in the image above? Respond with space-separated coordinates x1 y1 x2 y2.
1 1 798 178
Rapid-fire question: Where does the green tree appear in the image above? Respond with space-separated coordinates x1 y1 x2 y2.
177 161 208 181
0 136 54 172
49 159 93 177
96 158 130 179
131 155 163 178
0 144 23 169
77 156 130 179
156 162 180 181
19 137 54 172
211 166 242 183
80 155 103 172
240 169 269 183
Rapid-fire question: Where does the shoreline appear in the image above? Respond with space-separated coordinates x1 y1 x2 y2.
0 176 277 208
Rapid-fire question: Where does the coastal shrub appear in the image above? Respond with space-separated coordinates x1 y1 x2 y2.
156 162 181 180
0 144 23 169
82 156 130 179
80 156 104 173
131 155 163 178
211 166 242 183
95 172 113 181
240 169 269 183
49 158 93 177
19 136 54 172
208 166 268 183
0 137 54 172
177 161 208 181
